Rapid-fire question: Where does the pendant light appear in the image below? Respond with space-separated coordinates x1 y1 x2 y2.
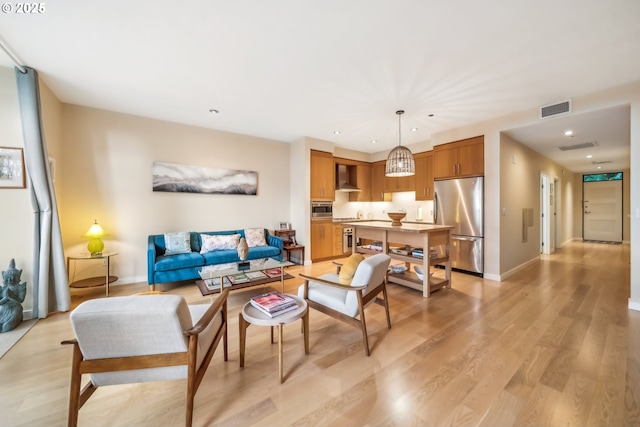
385 110 415 177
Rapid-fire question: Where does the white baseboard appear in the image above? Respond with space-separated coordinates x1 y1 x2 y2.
482 273 501 282
23 310 33 320
628 299 640 312
498 256 540 281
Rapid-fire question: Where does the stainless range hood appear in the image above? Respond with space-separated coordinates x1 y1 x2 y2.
336 164 361 192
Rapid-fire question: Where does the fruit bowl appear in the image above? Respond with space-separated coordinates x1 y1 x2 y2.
387 211 406 226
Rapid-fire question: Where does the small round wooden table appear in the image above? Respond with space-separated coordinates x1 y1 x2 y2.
239 295 309 383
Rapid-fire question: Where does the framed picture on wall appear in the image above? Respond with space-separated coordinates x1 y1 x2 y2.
278 222 289 230
0 146 26 189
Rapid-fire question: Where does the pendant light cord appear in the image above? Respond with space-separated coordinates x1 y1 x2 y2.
396 110 404 147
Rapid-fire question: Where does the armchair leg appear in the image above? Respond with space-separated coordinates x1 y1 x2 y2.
67 343 82 427
357 292 370 356
382 285 391 329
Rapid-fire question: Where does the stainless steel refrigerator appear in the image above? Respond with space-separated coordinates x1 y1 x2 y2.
434 176 484 275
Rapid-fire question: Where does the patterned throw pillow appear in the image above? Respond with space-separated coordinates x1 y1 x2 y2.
244 228 267 247
200 234 240 253
164 231 191 255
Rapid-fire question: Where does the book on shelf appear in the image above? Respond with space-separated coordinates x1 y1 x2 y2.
245 271 268 280
229 273 250 284
204 277 231 290
263 268 283 278
250 291 296 314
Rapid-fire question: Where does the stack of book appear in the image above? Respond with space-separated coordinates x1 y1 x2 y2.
250 291 297 317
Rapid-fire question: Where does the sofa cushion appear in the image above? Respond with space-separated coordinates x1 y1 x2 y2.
164 231 192 255
245 228 267 247
155 252 205 272
200 234 240 253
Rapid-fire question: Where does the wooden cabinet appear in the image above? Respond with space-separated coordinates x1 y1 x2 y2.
371 161 392 202
349 163 371 202
414 151 434 200
310 150 335 200
310 221 333 260
433 136 484 179
333 223 345 256
384 172 415 193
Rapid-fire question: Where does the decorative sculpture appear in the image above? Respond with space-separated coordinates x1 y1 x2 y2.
0 259 27 332
237 237 250 269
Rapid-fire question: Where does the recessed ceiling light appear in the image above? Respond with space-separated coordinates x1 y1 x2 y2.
411 128 418 132
564 130 574 137
370 140 377 144
208 109 219 114
597 166 602 169
333 130 341 135
586 154 593 158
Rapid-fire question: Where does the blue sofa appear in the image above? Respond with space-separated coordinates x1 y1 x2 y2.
147 229 283 288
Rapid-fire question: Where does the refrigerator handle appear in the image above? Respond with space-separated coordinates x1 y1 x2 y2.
454 236 477 242
434 192 438 224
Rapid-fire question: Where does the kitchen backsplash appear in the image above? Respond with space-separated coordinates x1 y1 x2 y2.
333 191 434 222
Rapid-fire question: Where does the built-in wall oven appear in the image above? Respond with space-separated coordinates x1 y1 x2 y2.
343 227 354 252
311 201 333 220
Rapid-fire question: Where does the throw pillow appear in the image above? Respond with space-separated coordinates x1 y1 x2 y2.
200 234 240 253
164 231 191 255
338 253 365 283
244 228 267 247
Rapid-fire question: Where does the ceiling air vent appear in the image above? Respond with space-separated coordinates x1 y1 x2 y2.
557 141 598 151
540 99 572 119
592 160 611 165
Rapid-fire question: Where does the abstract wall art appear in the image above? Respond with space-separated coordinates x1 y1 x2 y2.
152 161 257 195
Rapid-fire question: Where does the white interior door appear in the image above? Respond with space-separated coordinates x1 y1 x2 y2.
540 174 551 254
583 180 622 242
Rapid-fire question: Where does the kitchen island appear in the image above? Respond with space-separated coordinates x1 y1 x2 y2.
344 221 454 298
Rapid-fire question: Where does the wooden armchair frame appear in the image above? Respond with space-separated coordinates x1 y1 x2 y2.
62 289 229 427
299 270 390 356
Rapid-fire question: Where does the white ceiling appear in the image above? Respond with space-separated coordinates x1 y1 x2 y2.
1 0 638 173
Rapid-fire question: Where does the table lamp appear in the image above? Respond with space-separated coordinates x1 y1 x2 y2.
82 220 108 255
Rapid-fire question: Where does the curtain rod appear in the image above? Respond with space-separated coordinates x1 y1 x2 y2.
0 38 27 74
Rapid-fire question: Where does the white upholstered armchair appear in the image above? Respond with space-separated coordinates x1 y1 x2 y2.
298 253 391 356
62 289 229 427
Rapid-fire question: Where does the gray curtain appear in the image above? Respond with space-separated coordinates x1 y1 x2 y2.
15 67 70 318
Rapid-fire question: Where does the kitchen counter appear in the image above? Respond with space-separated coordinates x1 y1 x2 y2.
344 221 453 298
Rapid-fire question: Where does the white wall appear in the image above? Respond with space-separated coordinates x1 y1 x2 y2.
59 105 292 284
0 66 34 316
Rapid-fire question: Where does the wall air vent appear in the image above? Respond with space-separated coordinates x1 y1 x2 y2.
557 141 598 151
540 99 572 118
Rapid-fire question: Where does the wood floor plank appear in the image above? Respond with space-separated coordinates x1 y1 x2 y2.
1 241 637 426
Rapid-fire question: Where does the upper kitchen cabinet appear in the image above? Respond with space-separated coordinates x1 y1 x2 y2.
349 163 371 202
371 161 392 202
433 136 484 179
384 171 415 193
310 149 335 200
414 151 434 200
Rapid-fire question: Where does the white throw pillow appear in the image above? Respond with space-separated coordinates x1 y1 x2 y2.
164 231 191 255
244 228 267 247
200 234 240 253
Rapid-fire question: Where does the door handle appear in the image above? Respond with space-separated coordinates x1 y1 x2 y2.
584 211 591 214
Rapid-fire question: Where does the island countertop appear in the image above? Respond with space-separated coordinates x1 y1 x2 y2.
342 221 453 233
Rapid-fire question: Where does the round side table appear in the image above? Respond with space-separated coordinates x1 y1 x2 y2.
67 251 118 296
239 294 309 383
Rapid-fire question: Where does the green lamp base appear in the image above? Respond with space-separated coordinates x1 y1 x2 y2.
87 238 104 256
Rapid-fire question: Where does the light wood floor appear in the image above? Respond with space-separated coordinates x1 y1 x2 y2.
1 241 639 427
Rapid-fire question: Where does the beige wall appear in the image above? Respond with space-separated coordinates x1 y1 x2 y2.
0 66 33 315
59 105 292 284
499 134 577 276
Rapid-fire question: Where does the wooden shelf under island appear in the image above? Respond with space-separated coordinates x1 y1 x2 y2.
343 221 454 298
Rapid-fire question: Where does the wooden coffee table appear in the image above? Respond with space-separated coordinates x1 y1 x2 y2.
239 295 309 383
